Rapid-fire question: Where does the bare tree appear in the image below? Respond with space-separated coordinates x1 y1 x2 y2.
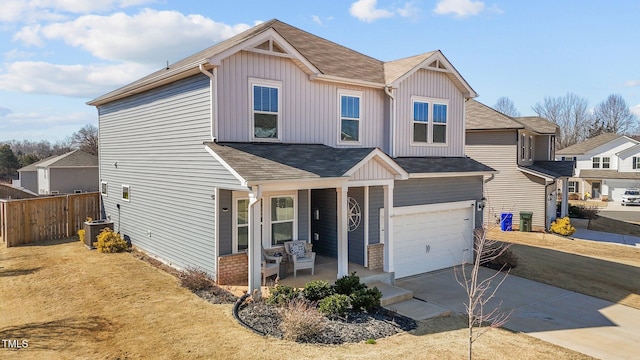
532 93 591 149
592 94 638 136
494 97 521 117
69 124 99 155
456 226 512 360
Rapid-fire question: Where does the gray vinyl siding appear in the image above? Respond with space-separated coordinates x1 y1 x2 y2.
347 187 365 265
217 51 385 148
394 70 466 157
98 74 236 276
394 177 484 228
49 168 99 194
466 131 547 228
19 171 37 193
218 189 233 256
310 188 337 257
368 186 384 245
298 189 309 240
534 135 551 161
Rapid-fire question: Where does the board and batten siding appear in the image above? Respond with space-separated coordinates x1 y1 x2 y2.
393 177 484 228
368 186 384 245
98 74 240 276
466 131 547 228
217 51 386 148
394 70 466 157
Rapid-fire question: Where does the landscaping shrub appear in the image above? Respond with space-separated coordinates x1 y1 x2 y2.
482 246 518 270
568 193 580 200
350 287 382 312
568 205 599 220
281 299 327 342
77 229 85 243
302 280 334 302
318 294 351 318
333 272 366 296
550 217 576 236
95 228 128 253
179 268 213 292
266 285 301 305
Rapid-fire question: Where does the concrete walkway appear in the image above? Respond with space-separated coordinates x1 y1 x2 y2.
396 268 640 360
571 218 640 246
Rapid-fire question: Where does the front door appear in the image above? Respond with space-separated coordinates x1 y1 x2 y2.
592 182 601 199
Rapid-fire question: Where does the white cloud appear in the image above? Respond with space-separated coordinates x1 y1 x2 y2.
15 9 253 65
625 80 640 87
631 104 640 118
350 0 394 23
312 15 323 26
0 109 96 142
398 2 420 18
0 0 156 23
0 61 151 98
434 0 486 17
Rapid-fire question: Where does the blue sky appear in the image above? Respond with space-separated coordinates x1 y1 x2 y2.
1 0 638 142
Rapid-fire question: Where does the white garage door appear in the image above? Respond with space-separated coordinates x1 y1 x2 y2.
393 201 475 279
608 180 639 201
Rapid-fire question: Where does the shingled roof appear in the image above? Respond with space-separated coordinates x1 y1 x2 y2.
89 19 476 106
394 157 495 174
36 150 98 168
513 116 558 135
556 133 625 155
579 169 640 180
465 99 523 130
520 161 574 179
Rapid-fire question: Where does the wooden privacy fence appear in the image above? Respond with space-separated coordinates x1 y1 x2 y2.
0 192 100 247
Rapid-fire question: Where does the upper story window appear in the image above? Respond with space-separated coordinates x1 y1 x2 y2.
634 157 640 169
528 136 533 160
411 96 448 145
520 134 526 161
602 157 611 169
339 90 362 143
592 157 601 168
250 78 281 141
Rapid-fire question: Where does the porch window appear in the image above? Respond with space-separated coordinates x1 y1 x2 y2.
592 157 600 169
411 96 448 144
251 79 281 140
339 90 361 143
602 157 610 169
271 195 294 245
568 181 579 193
634 157 640 169
235 198 249 252
101 181 108 196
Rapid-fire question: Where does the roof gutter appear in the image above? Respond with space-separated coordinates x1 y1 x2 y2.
199 64 218 142
309 74 385 89
384 85 396 158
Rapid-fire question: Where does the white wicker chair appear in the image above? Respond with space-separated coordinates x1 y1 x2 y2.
261 248 282 285
283 240 316 277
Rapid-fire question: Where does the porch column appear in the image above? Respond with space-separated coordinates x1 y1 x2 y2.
561 178 569 217
336 186 349 278
247 190 262 294
383 183 394 273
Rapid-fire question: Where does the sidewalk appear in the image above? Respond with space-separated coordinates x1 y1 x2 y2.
571 218 640 246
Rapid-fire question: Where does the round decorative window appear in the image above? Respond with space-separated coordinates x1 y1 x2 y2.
347 197 361 232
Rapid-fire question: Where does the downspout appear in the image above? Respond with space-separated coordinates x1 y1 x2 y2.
199 64 218 142
384 85 396 157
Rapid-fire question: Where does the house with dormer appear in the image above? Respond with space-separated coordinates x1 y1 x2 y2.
88 19 494 292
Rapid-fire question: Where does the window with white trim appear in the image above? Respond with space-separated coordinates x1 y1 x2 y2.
411 96 448 144
568 181 579 193
339 90 361 143
271 195 295 246
528 136 533 160
235 198 249 253
602 157 610 169
634 157 640 169
122 185 130 201
101 181 108 196
250 78 281 141
520 133 526 161
592 157 600 169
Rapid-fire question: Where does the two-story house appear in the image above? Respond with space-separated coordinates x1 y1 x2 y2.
16 150 99 195
556 133 640 201
88 19 494 292
465 100 574 230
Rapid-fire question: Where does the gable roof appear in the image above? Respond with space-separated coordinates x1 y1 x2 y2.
35 150 98 168
394 157 495 175
513 116 558 135
17 156 55 172
556 133 629 155
89 19 475 106
578 169 640 180
465 99 523 130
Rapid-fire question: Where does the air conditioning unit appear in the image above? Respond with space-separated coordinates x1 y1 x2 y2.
83 220 114 249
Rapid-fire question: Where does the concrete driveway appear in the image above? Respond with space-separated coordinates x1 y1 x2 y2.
396 268 640 360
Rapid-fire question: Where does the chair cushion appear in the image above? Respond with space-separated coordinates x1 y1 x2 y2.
296 256 312 263
289 242 306 259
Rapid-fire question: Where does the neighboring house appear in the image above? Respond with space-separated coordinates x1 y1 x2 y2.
17 150 99 195
556 133 640 201
88 19 494 292
465 100 574 230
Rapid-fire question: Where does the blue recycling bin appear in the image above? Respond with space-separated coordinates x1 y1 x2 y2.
500 213 513 231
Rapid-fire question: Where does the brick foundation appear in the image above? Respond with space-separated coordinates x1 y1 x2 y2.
217 253 248 285
367 243 384 271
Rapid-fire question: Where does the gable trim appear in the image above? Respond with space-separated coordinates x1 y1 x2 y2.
343 149 409 180
204 144 248 187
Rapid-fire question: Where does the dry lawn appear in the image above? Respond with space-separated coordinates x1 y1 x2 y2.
0 238 591 360
489 229 640 309
569 200 608 208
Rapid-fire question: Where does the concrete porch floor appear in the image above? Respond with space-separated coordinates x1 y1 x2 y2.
273 255 388 288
